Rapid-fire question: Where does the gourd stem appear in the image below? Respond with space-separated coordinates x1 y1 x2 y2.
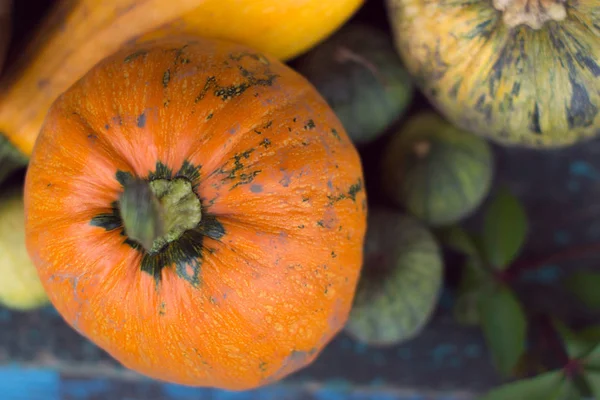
413 141 431 159
0 135 28 186
118 177 202 254
492 0 567 30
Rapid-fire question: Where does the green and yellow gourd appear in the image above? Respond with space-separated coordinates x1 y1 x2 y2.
294 23 414 145
345 208 443 346
386 0 600 148
0 186 48 311
381 112 493 227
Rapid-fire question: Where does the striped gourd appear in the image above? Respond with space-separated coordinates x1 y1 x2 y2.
345 208 443 346
381 112 493 227
386 0 600 148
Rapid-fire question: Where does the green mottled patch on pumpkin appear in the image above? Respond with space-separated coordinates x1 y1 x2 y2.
304 119 316 130
148 161 172 180
348 179 363 201
123 49 148 63
327 178 364 205
176 160 201 188
214 148 263 190
90 201 122 231
162 69 171 88
193 53 279 103
137 112 146 128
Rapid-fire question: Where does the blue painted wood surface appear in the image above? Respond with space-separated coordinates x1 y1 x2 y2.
0 365 474 400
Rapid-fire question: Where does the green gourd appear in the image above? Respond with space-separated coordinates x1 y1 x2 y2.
382 112 494 227
0 185 49 311
345 208 443 346
294 23 414 145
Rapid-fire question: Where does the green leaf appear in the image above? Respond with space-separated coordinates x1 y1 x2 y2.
454 258 493 326
482 187 528 269
565 271 600 310
584 342 600 369
478 284 527 376
479 370 573 400
454 288 483 326
577 325 600 344
584 368 600 399
437 224 480 257
553 319 598 361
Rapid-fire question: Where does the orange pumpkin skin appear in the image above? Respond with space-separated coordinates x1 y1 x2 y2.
24 37 367 390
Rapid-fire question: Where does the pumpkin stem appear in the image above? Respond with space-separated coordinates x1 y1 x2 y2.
334 46 387 86
493 0 567 30
118 177 202 254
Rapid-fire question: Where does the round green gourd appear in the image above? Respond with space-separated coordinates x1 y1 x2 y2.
0 186 49 311
381 112 494 227
345 208 443 346
294 23 414 145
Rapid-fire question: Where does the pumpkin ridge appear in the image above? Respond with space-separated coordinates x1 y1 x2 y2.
67 110 130 171
193 85 312 177
212 214 324 247
436 151 475 213
422 152 433 223
424 143 472 215
392 277 420 329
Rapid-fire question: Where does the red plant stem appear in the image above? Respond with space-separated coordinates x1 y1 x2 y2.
508 242 600 275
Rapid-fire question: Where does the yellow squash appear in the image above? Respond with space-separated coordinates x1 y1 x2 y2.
139 0 364 62
0 186 48 311
0 0 362 182
386 0 600 148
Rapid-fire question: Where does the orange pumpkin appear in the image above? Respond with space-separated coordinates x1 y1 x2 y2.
24 37 367 390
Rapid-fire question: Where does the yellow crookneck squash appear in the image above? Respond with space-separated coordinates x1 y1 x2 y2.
0 0 363 183
386 0 600 148
24 36 367 390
